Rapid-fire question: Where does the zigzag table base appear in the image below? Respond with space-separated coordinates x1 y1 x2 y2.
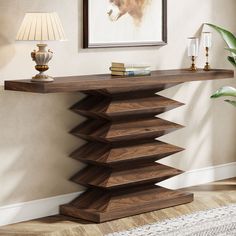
60 87 194 223
6 70 233 223
61 185 192 223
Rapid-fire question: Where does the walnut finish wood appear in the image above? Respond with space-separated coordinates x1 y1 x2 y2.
71 118 184 143
71 95 184 120
5 69 233 223
4 69 234 93
1 178 235 236
85 84 182 97
59 85 193 222
70 141 184 167
60 185 193 223
71 163 183 189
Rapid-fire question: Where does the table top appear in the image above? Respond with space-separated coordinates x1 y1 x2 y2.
4 69 234 93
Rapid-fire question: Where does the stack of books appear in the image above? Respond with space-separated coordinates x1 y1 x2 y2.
110 62 151 76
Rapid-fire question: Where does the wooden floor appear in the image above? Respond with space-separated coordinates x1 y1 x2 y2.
0 178 236 236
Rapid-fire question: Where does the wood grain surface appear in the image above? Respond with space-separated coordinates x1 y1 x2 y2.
70 141 184 167
5 70 233 223
71 118 184 143
60 185 193 222
71 163 183 189
0 178 235 236
71 95 184 120
60 86 191 222
4 69 234 93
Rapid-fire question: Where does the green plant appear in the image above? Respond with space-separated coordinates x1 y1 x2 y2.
206 23 236 106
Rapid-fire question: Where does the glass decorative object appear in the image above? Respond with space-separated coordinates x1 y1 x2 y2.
188 37 199 71
203 32 212 71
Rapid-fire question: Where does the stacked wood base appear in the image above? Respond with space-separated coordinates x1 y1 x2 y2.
5 69 233 223
61 186 193 222
60 87 194 223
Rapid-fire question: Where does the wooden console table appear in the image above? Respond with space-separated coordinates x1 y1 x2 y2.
5 69 234 223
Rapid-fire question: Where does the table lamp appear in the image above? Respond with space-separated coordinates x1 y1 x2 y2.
16 12 67 82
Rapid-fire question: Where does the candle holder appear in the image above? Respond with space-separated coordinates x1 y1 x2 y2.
204 47 210 71
203 32 212 71
188 37 199 71
190 56 197 71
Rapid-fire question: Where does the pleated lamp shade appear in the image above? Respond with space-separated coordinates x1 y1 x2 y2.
16 12 67 41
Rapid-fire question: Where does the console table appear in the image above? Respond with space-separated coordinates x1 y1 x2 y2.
5 69 234 223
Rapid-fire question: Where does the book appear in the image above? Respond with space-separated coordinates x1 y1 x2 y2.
111 62 150 69
111 70 151 76
110 66 151 72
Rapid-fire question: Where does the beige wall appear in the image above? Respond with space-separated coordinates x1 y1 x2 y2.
0 0 235 207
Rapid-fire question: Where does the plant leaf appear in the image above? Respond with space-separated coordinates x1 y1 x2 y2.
225 100 236 107
211 86 236 98
205 23 236 49
225 48 236 54
228 56 236 67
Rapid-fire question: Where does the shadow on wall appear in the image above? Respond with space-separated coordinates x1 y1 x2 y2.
158 11 236 188
210 0 236 168
156 24 207 169
0 0 88 209
0 8 18 69
158 79 236 189
0 89 85 207
0 1 32 69
0 34 16 69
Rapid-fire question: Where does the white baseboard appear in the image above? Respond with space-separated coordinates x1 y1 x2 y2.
159 162 236 189
0 191 83 227
0 162 236 227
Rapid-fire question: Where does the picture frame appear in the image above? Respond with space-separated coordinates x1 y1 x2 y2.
83 0 167 48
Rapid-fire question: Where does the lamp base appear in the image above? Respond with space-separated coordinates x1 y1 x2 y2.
31 72 54 82
31 44 54 83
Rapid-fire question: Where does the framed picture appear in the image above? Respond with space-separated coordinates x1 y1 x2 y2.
83 0 167 48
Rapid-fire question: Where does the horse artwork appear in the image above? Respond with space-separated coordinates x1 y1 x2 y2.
83 0 167 48
107 0 150 26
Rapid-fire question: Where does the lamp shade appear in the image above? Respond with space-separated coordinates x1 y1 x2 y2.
16 12 67 41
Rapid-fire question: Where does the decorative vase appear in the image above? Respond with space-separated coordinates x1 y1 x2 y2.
31 44 54 82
